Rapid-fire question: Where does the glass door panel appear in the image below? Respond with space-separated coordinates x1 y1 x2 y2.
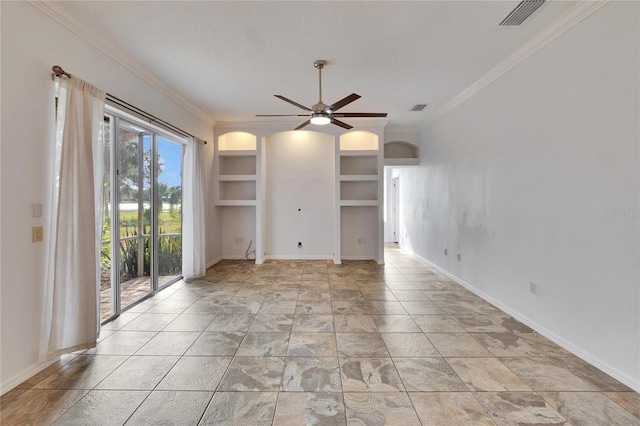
100 112 185 324
117 121 152 310
100 115 114 321
157 137 183 287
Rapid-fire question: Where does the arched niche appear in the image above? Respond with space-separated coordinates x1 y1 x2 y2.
384 141 418 166
340 131 379 151
218 131 257 151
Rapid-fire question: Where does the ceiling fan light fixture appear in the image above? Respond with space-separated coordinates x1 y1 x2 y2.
257 60 387 130
310 113 330 125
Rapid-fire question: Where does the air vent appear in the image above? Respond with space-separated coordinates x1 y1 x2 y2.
500 0 545 26
410 104 429 112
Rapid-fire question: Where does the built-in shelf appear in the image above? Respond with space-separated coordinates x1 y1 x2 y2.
340 175 378 181
339 150 379 157
216 200 257 207
218 180 256 201
217 149 256 157
383 141 419 167
340 155 378 176
340 200 379 207
219 156 256 176
384 158 419 167
215 133 259 207
340 131 379 151
218 131 257 151
336 131 383 264
218 174 257 182
339 153 379 203
340 180 377 201
215 131 262 262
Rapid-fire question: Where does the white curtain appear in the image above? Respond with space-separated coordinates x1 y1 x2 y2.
182 137 206 280
41 76 106 360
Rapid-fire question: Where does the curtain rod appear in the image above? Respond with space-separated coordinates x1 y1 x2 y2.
52 65 206 144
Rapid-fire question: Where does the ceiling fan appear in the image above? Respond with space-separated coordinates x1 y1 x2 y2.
256 60 387 130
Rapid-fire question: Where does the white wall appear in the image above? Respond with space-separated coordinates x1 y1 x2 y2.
264 131 334 258
396 2 639 389
221 207 256 259
341 207 378 259
0 1 216 392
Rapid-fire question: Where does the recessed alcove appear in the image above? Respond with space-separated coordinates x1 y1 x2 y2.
340 131 379 151
218 131 257 151
384 141 419 166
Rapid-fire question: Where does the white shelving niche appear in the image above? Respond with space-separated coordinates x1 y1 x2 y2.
335 131 384 264
214 131 260 261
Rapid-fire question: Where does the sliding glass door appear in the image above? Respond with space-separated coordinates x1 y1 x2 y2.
101 113 184 322
157 137 183 286
116 121 152 311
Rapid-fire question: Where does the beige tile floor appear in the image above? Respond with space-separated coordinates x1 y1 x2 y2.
2 245 638 425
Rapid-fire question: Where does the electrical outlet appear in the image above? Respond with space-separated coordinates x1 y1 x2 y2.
235 237 243 244
529 282 536 294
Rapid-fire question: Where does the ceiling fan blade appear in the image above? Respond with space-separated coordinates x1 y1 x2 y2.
332 113 388 118
294 120 311 130
325 93 361 112
275 95 312 111
256 114 309 117
330 118 353 130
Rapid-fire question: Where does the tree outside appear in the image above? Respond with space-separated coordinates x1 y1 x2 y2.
100 119 183 293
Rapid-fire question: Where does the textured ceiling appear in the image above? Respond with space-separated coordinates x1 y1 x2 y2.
55 1 578 127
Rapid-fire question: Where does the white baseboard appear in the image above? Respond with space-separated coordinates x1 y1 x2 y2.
404 248 640 392
222 254 376 263
206 256 223 269
263 254 333 261
341 256 376 261
221 254 252 260
1 357 60 396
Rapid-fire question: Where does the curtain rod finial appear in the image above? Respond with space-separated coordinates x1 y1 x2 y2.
52 65 70 78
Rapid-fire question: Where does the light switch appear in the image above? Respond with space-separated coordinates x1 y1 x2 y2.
32 226 44 242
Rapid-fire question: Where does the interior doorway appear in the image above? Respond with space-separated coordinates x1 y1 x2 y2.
390 176 399 243
383 168 400 244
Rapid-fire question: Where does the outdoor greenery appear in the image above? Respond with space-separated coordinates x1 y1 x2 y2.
103 208 181 239
100 226 182 286
100 122 183 287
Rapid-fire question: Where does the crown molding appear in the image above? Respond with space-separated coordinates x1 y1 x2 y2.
28 0 215 127
420 0 610 130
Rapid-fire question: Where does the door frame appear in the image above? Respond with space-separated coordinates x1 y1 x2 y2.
102 108 185 324
391 176 399 243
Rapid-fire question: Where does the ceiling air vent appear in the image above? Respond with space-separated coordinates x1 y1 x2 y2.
410 104 429 112
500 0 545 26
